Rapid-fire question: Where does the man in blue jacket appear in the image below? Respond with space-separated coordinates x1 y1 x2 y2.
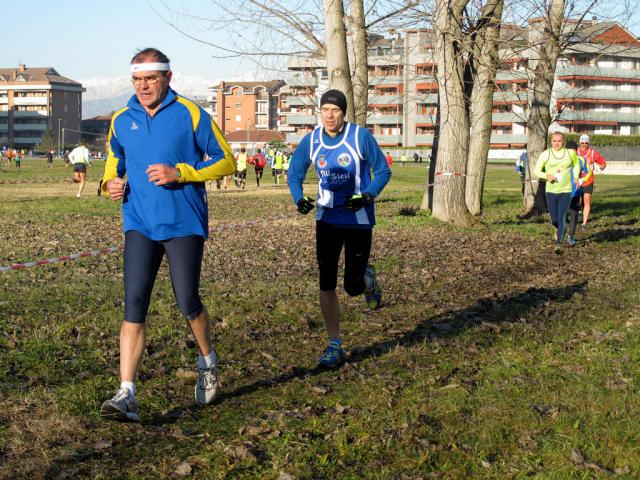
288 89 392 368
99 48 236 422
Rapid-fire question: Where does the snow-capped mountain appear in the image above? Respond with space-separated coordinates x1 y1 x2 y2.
80 72 218 119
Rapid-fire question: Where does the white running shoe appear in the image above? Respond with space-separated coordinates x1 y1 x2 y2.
100 387 140 422
195 363 219 406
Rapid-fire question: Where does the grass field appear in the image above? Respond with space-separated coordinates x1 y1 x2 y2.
0 159 639 479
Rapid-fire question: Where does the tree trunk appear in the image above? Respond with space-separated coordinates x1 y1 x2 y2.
465 0 504 216
323 0 355 123
349 0 368 127
431 0 474 226
523 0 564 216
421 92 440 211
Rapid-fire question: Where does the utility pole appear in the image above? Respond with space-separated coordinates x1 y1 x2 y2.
57 118 61 158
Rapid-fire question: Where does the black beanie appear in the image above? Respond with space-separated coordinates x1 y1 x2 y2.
320 89 347 115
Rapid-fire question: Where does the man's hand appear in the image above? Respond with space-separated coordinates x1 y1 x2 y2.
546 173 556 183
297 196 315 214
146 164 180 186
106 178 126 201
346 192 374 211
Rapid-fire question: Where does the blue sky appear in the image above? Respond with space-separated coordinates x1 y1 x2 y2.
2 0 248 80
5 0 640 82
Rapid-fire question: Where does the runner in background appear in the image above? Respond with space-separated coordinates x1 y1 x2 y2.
565 140 591 247
68 140 91 197
576 134 607 230
282 150 290 183
515 150 527 196
273 150 284 185
235 147 248 189
533 132 581 254
250 148 266 187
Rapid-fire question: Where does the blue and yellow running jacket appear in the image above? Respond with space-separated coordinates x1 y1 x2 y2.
101 88 235 241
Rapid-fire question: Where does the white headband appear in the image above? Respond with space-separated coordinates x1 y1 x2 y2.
130 62 170 73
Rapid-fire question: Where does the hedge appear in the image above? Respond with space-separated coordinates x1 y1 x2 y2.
553 133 640 147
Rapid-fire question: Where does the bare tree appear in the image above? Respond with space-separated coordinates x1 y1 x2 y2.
156 0 420 127
465 0 504 216
430 0 475 226
425 0 506 225
348 0 369 126
324 0 356 122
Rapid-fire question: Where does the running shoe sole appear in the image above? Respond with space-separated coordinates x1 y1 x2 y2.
100 401 140 422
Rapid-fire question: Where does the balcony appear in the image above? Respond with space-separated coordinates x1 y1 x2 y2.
415 114 437 124
558 109 640 124
415 93 438 104
13 123 48 131
556 66 640 81
0 111 7 117
0 125 7 133
285 114 317 125
14 110 48 117
287 76 318 87
0 96 7 104
492 112 526 123
414 74 438 82
368 94 402 105
366 115 403 125
13 97 49 106
495 71 528 82
369 75 403 86
13 136 42 144
490 134 528 144
374 134 402 145
493 91 527 103
286 96 316 107
556 87 640 103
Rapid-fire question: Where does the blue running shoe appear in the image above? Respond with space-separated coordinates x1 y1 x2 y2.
364 265 382 310
567 236 576 247
318 340 346 368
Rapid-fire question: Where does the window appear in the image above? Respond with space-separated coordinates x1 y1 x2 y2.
235 103 241 109
235 114 241 121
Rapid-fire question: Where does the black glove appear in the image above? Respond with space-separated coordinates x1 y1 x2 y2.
346 192 374 211
297 196 315 214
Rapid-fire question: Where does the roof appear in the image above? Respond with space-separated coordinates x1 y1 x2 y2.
83 115 112 122
0 65 82 86
225 129 285 143
212 80 285 94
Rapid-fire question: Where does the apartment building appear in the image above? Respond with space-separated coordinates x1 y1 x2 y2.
0 64 85 148
554 21 640 135
210 80 285 134
277 19 640 148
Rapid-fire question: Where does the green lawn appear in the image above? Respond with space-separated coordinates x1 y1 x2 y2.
0 162 639 479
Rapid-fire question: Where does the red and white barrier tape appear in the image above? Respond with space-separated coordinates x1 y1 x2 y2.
436 171 540 183
0 247 121 272
0 214 292 273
